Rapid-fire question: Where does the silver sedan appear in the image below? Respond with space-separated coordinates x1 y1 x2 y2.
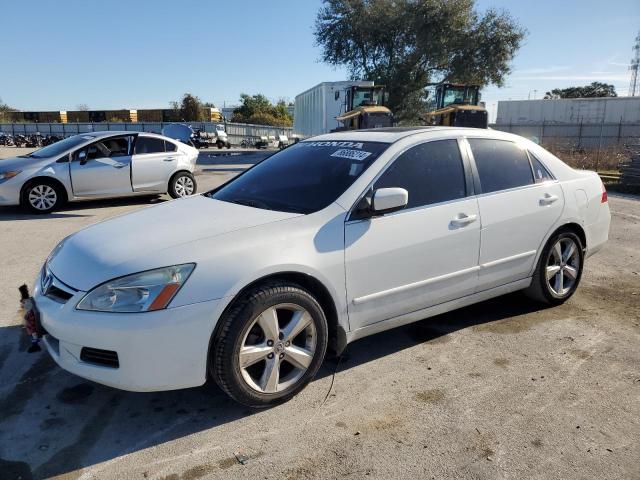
0 131 199 213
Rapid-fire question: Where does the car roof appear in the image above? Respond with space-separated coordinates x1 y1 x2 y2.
78 130 168 139
305 126 522 144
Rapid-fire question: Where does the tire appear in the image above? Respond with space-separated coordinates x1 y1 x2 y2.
20 179 65 214
168 171 197 199
211 282 328 407
226 142 231 149
525 230 584 305
217 140 224 149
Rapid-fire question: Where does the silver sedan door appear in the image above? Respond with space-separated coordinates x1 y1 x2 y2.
70 136 134 197
131 135 175 192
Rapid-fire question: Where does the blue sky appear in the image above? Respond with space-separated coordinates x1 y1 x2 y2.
1 0 639 121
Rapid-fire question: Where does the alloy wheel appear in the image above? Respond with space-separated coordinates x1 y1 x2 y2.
546 237 580 296
174 176 194 197
28 185 57 211
239 303 317 394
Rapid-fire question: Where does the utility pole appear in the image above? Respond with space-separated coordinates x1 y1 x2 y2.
630 31 640 96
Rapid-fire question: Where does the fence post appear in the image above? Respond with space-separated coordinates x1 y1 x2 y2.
596 119 604 172
577 121 583 149
617 118 622 146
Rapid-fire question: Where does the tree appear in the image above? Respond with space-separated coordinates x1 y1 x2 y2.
168 93 206 121
76 104 89 111
231 94 293 126
0 98 17 122
315 0 525 121
543 82 617 99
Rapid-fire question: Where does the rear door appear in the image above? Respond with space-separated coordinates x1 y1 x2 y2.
345 139 481 330
466 138 564 290
131 135 176 191
70 135 134 196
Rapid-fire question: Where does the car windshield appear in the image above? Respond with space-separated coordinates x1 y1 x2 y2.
208 140 388 214
26 135 93 158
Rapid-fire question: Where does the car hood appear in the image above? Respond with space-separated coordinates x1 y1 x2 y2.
0 155 53 171
48 195 301 291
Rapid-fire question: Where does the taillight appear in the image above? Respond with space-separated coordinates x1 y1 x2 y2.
601 183 608 203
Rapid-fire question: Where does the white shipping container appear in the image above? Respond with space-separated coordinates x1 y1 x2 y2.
293 81 374 137
496 97 640 125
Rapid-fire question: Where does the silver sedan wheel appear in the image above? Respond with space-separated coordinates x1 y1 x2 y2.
28 185 57 211
546 237 580 296
174 175 195 197
239 303 317 394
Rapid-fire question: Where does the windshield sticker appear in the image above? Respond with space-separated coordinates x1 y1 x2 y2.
330 149 372 161
301 141 364 149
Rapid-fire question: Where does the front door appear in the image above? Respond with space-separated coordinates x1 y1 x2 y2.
345 139 481 330
466 138 565 290
70 136 133 197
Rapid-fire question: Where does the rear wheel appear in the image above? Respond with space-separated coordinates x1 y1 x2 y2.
21 179 65 214
211 282 328 407
525 231 584 305
168 172 197 198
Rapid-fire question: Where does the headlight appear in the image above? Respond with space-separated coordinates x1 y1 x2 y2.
0 170 21 180
76 264 195 313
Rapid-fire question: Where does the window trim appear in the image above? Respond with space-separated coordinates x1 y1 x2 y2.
464 136 542 196
347 137 473 222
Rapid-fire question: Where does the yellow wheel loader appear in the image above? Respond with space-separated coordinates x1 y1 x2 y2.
422 83 488 129
334 85 394 131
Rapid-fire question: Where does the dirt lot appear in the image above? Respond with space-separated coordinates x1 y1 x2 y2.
0 148 639 479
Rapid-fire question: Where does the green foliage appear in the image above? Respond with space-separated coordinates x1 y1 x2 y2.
0 97 16 122
315 0 526 122
232 94 293 126
168 93 208 121
543 82 617 99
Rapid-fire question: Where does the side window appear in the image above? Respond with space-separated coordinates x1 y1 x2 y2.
164 140 177 152
373 139 466 209
529 153 553 182
82 137 131 161
134 136 166 154
468 139 534 193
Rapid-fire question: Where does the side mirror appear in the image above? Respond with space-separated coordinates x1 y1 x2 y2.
352 187 408 220
77 150 87 165
371 188 408 214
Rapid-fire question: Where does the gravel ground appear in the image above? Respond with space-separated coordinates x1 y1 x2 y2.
0 147 638 480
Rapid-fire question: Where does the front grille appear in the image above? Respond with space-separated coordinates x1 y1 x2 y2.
42 268 78 304
80 347 120 368
46 284 74 302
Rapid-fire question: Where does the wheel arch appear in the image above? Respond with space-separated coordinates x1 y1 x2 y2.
529 221 587 277
21 175 69 203
208 271 345 373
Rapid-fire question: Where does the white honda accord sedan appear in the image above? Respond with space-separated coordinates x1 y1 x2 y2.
0 131 198 213
32 127 610 407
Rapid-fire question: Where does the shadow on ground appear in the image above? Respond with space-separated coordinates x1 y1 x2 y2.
0 292 547 479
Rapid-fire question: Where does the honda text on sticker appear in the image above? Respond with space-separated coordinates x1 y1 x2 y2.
32 127 610 407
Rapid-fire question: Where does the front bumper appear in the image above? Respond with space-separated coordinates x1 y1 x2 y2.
34 269 222 392
0 179 22 206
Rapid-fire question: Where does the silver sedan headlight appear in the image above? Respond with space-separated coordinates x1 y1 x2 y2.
76 264 195 313
0 170 21 181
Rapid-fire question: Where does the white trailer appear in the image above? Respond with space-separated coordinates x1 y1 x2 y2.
293 81 375 137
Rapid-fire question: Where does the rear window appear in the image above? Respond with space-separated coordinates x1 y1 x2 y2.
135 136 166 154
209 141 388 214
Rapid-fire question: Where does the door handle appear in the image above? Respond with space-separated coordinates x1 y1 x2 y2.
163 157 175 162
113 162 127 169
539 193 559 205
450 213 477 227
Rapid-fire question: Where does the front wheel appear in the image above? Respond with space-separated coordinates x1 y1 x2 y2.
21 180 65 214
525 230 584 305
168 172 197 199
211 282 328 407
